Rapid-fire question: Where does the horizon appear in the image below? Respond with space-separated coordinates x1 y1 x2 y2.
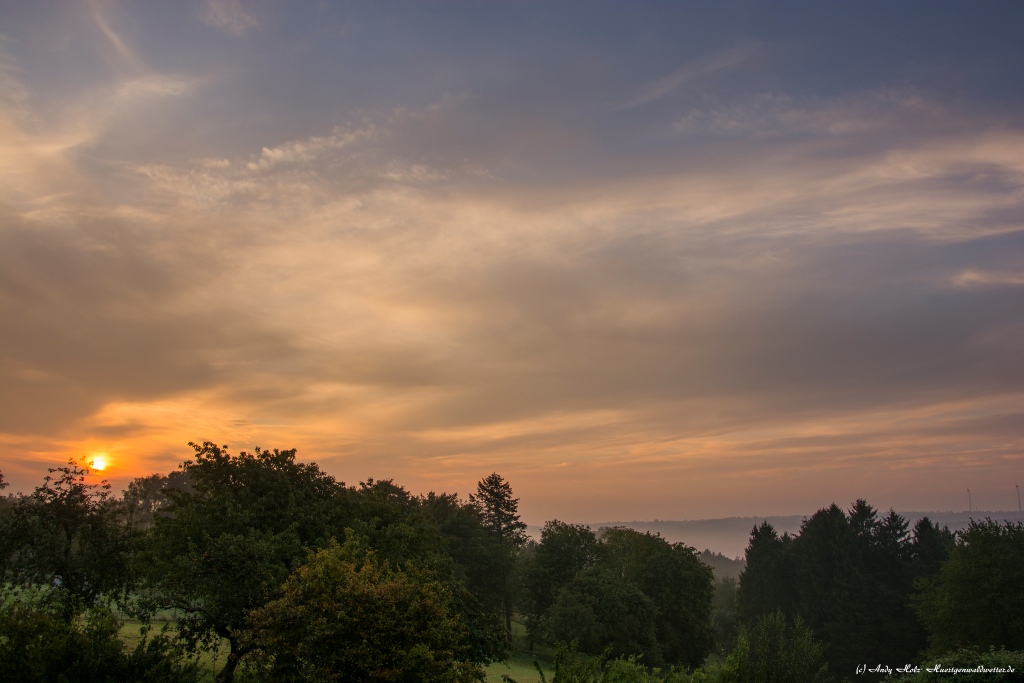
2 1 1023 523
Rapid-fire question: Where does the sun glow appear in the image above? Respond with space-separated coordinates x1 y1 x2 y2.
90 455 108 472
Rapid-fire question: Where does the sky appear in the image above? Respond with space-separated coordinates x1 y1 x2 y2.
2 0 1023 523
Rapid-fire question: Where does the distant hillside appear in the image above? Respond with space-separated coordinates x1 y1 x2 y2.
697 549 745 581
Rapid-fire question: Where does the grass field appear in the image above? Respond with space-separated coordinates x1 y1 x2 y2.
119 614 553 682
119 617 229 682
485 649 551 682
484 621 554 683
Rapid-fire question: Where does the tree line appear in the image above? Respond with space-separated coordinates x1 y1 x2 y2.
1 445 1022 682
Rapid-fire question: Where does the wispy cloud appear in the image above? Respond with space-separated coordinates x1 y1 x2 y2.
611 44 758 111
952 269 1024 287
198 0 260 36
672 89 948 138
89 0 147 74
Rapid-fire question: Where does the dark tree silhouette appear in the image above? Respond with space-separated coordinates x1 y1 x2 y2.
469 473 527 636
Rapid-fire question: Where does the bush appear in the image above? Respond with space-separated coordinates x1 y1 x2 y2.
0 588 198 683
714 611 828 683
531 643 703 683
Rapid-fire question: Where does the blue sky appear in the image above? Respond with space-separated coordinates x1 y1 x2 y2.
2 1 1023 521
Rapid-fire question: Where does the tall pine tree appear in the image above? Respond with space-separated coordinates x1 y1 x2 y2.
470 473 527 636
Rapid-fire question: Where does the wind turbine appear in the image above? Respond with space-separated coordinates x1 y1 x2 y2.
1016 483 1021 513
967 488 972 513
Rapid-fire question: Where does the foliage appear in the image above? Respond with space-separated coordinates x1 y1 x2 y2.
531 527 714 668
738 501 955 676
909 517 954 578
0 588 198 683
914 519 1024 653
711 577 740 654
3 461 132 619
714 610 828 683
345 478 441 567
420 490 511 663
341 480 509 664
737 522 794 624
247 537 484 682
857 506 927 667
471 473 529 548
120 471 192 533
528 643 705 683
541 568 660 662
141 442 341 682
600 528 715 667
470 472 528 635
788 503 865 674
523 521 601 642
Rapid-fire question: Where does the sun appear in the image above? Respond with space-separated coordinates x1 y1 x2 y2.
90 455 108 472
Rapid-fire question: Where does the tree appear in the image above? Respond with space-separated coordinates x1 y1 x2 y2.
421 491 511 663
541 568 660 661
914 519 1024 653
247 538 484 683
470 473 528 634
345 478 442 569
522 520 600 642
141 442 341 683
599 528 715 668
790 504 868 676
861 507 924 665
120 470 192 533
738 522 795 624
717 611 828 683
736 502 966 676
4 461 131 619
0 588 199 683
711 576 740 654
0 471 13 579
470 474 528 547
909 517 954 578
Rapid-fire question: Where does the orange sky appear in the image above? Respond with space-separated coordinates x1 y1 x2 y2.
2 1 1023 523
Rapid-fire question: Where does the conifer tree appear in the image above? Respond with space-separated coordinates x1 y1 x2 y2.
470 473 527 635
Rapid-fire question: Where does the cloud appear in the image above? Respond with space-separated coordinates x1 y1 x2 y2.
671 89 948 139
2 4 1023 519
611 44 758 111
245 124 376 171
89 0 147 74
198 0 260 36
953 269 1024 287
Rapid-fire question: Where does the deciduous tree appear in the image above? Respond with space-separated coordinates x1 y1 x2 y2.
248 537 484 682
718 610 828 683
522 520 600 642
141 442 340 683
5 461 130 619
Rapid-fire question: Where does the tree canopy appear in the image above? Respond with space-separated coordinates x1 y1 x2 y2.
141 442 343 682
914 519 1024 653
2 461 131 619
4 448 1019 682
248 537 484 682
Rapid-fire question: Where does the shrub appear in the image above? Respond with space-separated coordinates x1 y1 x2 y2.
0 588 198 683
